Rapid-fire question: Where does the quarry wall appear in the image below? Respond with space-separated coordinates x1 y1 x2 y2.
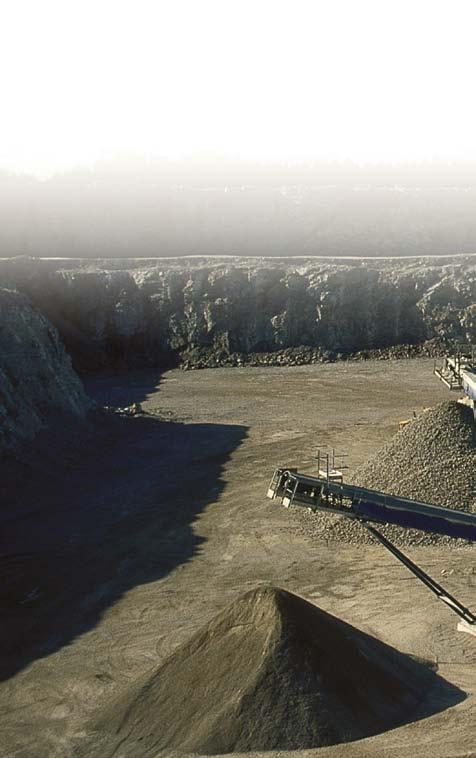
0 287 90 453
0 256 474 372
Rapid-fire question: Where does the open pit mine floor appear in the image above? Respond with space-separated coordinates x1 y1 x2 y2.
1 358 476 758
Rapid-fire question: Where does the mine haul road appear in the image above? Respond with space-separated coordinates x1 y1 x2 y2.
1 358 475 757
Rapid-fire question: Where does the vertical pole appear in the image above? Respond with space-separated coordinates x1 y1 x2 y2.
291 477 299 507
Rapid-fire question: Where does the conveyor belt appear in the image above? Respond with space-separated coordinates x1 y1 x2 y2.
269 469 476 541
267 467 476 629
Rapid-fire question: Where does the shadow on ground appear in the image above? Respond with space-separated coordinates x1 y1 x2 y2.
0 371 247 682
82 369 166 408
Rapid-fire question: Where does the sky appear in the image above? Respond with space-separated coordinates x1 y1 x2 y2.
1 0 476 177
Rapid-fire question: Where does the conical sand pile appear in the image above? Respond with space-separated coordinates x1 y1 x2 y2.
89 586 443 754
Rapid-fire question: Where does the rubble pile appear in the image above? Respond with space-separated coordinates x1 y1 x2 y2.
301 402 475 547
179 339 446 370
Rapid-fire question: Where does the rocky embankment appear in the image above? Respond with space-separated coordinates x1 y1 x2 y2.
0 256 474 372
0 288 90 454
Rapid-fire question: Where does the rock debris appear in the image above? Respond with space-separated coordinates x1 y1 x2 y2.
298 401 475 547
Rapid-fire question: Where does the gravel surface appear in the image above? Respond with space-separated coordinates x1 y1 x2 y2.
299 401 475 547
3 361 476 758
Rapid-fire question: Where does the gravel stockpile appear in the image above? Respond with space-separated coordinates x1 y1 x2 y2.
300 401 475 547
87 586 445 754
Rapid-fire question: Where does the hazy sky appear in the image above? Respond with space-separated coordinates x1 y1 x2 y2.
2 0 476 177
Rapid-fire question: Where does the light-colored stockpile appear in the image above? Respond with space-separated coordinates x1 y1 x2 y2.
301 401 475 547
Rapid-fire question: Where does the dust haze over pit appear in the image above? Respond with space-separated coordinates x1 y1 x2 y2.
3 0 476 257
2 0 476 176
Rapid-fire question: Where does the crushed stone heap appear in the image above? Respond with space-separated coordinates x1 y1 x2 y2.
87 586 446 755
301 401 475 547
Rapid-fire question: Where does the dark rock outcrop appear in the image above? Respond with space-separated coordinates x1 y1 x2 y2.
0 256 474 372
0 288 90 453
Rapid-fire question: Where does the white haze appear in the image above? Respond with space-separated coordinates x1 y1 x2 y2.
2 0 476 178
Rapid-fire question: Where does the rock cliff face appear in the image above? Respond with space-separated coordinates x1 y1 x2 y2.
0 256 474 371
0 288 90 453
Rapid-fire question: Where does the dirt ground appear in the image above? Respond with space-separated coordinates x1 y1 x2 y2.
1 358 476 758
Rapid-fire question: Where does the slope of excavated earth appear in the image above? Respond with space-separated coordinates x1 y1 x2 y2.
82 586 455 756
0 287 90 454
301 401 475 547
